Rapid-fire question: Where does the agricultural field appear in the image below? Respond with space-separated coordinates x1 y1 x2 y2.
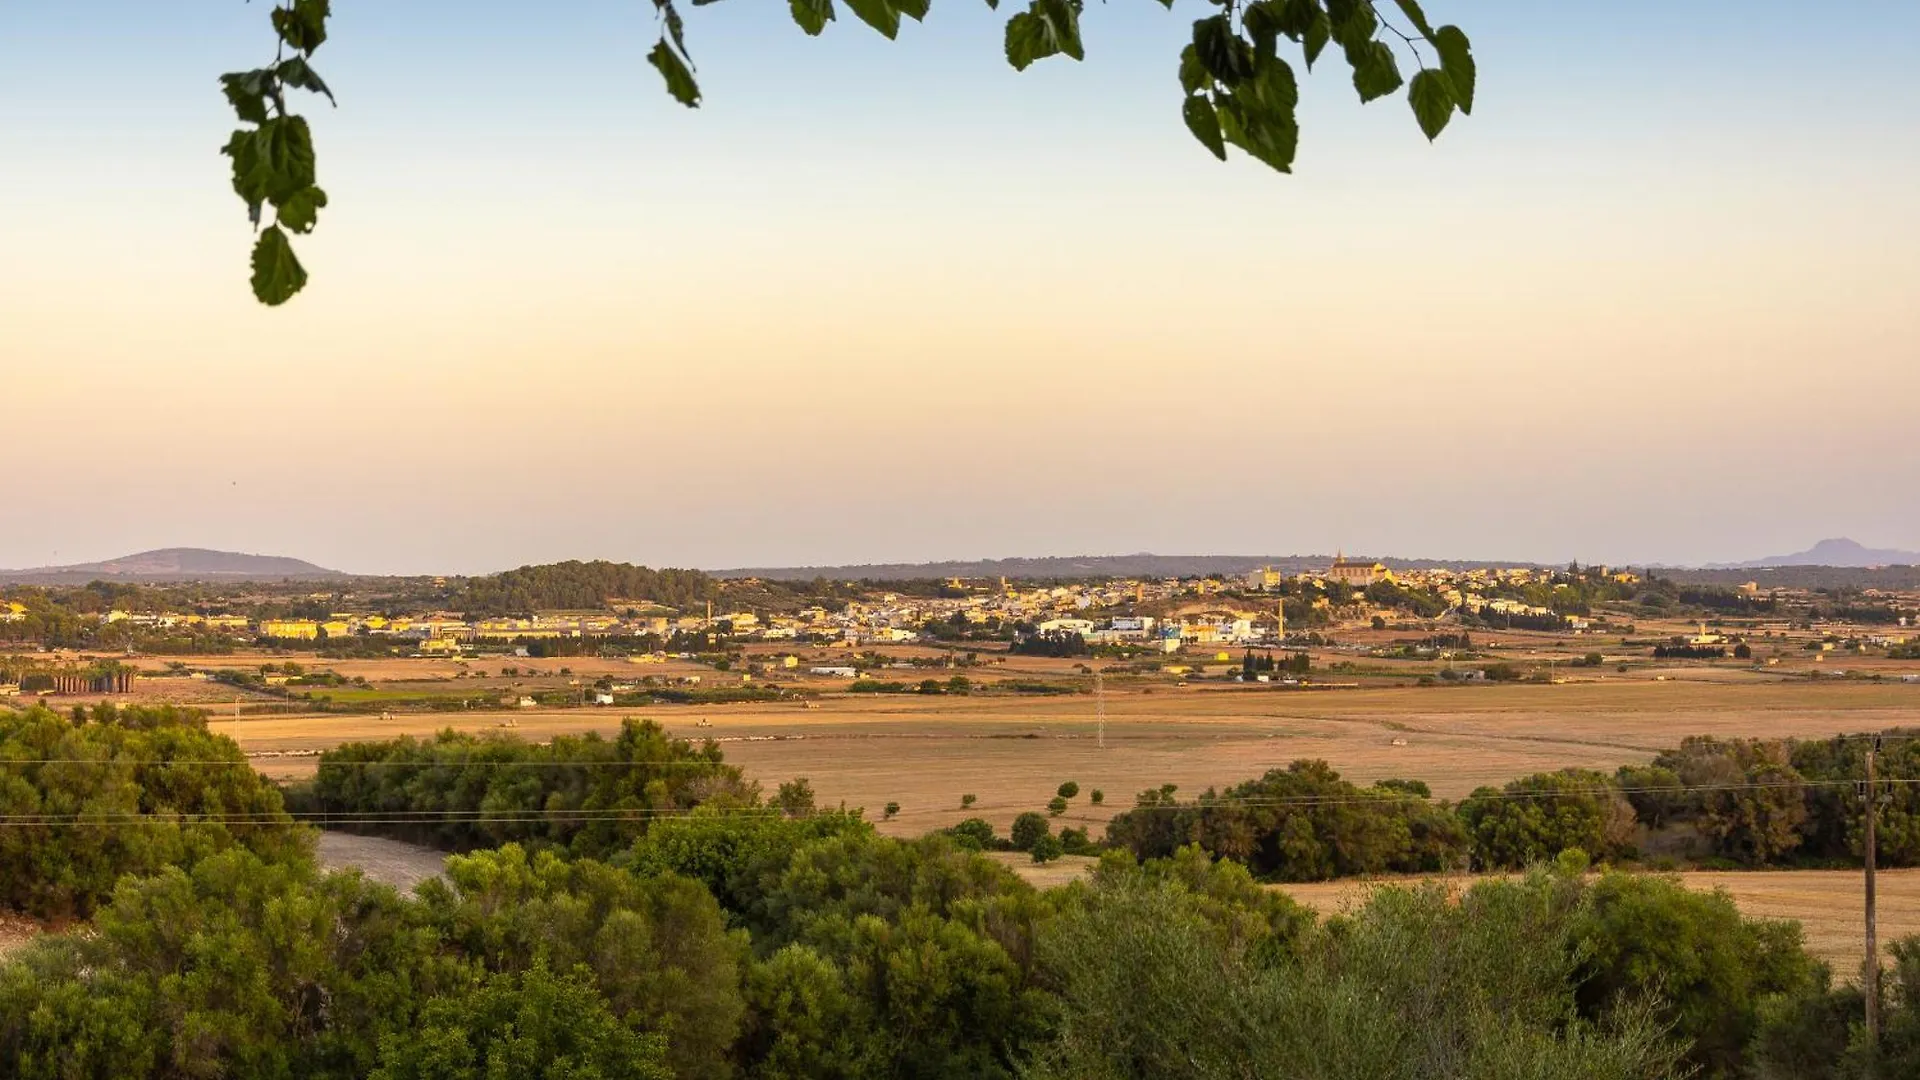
205 675 1920 839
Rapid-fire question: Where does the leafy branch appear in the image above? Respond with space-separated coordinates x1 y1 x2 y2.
230 0 1471 305
221 0 334 305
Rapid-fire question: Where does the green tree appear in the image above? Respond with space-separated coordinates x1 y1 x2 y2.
368 963 672 1080
1057 781 1080 800
1011 812 1051 852
0 705 310 918
1570 872 1822 1078
1030 833 1065 864
1458 769 1636 870
1088 789 1103 805
1047 796 1069 816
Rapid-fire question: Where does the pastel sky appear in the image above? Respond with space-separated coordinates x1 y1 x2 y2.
2 1 1916 575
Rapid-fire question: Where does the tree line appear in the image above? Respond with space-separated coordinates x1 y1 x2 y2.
11 704 1920 1075
1103 730 1920 879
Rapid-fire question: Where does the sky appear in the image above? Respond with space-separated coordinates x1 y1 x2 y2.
2 1 1917 575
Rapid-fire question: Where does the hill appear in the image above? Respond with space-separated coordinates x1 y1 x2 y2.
1709 538 1920 570
0 547 345 584
711 552 1549 582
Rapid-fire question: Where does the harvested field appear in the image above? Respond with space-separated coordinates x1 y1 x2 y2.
214 680 1920 839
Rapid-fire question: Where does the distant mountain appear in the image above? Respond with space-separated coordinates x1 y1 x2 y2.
1709 538 1920 570
713 552 1547 582
0 547 345 584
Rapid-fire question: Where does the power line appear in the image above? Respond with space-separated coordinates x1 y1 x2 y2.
5 775 1920 827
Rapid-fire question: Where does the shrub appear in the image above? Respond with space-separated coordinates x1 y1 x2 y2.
1057 781 1080 800
960 793 977 809
1011 812 1050 852
1030 833 1065 864
1047 796 1069 816
1089 790 1104 805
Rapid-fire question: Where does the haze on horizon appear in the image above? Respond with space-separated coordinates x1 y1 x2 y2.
3 1 1916 578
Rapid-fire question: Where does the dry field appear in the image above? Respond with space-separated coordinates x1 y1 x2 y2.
207 678 1920 839
1272 868 1920 976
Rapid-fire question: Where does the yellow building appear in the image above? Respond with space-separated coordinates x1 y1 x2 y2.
258 620 320 640
420 636 463 656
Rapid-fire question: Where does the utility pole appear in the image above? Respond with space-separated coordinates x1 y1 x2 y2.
1094 670 1105 751
1865 734 1882 1050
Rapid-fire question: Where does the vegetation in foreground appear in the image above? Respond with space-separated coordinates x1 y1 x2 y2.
6 704 1920 1078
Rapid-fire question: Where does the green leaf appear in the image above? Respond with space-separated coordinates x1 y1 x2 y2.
276 186 328 234
276 57 335 106
1182 95 1226 161
648 41 701 107
1244 55 1298 116
1218 95 1298 173
271 0 330 55
1348 40 1402 102
895 0 930 20
1391 0 1437 41
1325 0 1375 49
222 129 271 225
790 0 835 34
1407 68 1454 140
841 0 901 38
1192 16 1245 85
218 72 269 125
1242 2 1280 63
1302 13 1330 68
1434 25 1475 114
1004 11 1052 71
1039 0 1084 62
1177 44 1210 95
259 116 317 203
663 2 690 59
1270 0 1319 39
250 226 307 306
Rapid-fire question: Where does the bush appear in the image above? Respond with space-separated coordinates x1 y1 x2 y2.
883 802 900 820
1011 812 1050 852
944 818 998 851
1089 789 1104 805
1030 833 1065 864
960 793 977 809
1057 781 1080 800
1047 796 1069 816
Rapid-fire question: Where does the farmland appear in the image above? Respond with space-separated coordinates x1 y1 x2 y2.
208 675 1920 838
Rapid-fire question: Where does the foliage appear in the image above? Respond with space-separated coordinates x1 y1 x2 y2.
1010 811 1050 852
0 847 451 1080
1028 865 1681 1080
229 1 1473 304
1458 768 1636 870
305 717 752 857
0 705 309 918
452 561 717 616
1569 872 1822 1077
1055 781 1078 800
1105 759 1468 881
1650 738 1808 864
368 963 673 1080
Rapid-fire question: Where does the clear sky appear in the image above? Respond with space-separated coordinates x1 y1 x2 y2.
2 1 1916 575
